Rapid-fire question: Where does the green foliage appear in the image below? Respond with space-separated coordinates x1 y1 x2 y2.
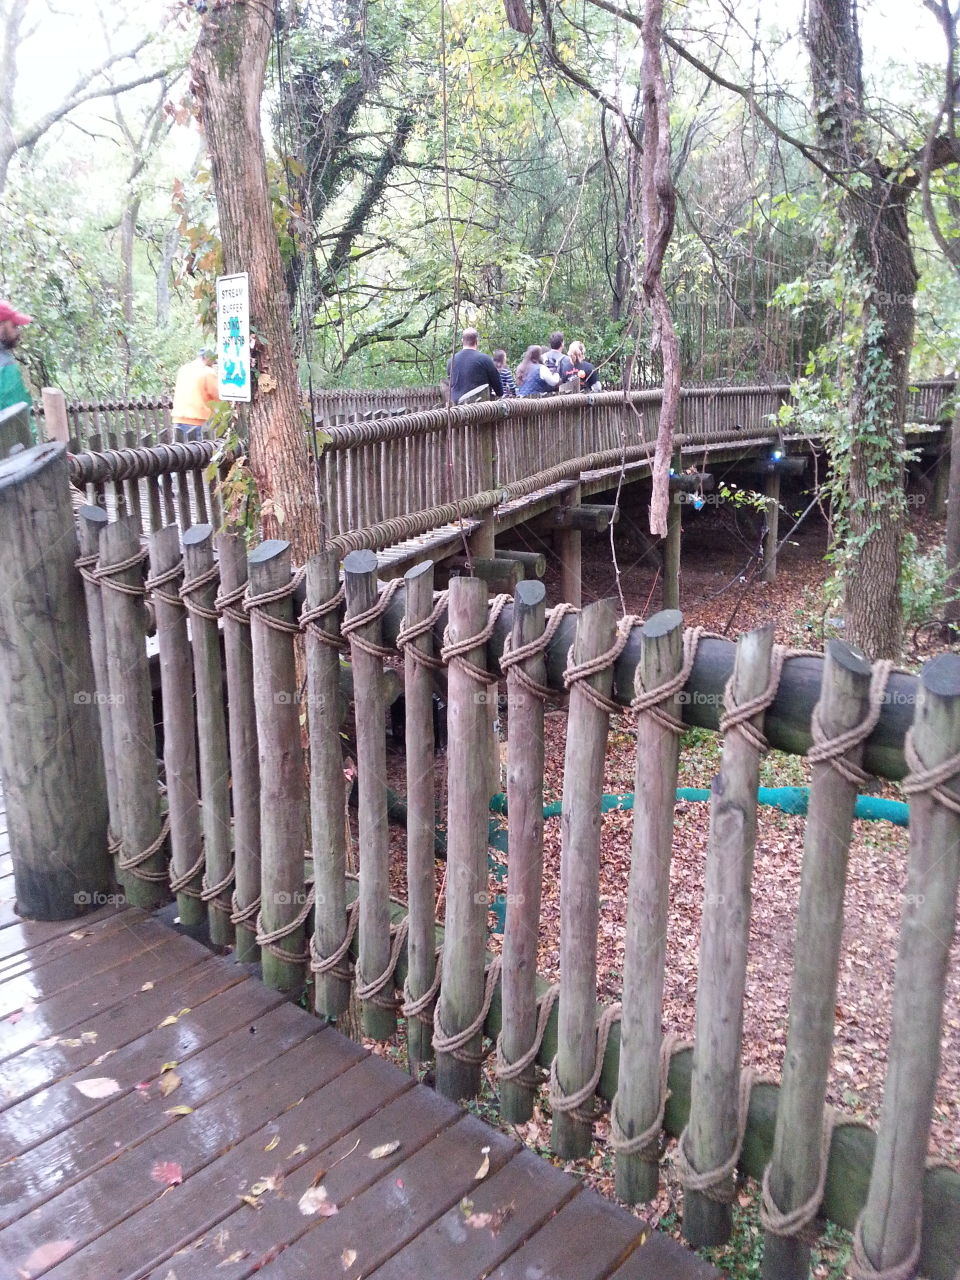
899 534 956 629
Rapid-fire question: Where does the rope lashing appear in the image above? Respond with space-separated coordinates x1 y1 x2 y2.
396 590 450 671
300 584 348 651
242 565 305 636
562 615 635 716
499 603 577 702
118 813 170 883
495 984 560 1082
201 864 236 914
310 899 360 984
93 546 149 597
168 846 205 899
355 915 410 1010
760 1109 837 1246
674 1066 759 1203
848 1216 923 1280
144 559 185 610
107 829 122 858
903 730 960 816
75 552 100 586
548 1003 624 1125
342 576 403 659
631 625 711 732
807 660 894 788
214 580 250 626
178 562 221 621
609 1030 692 1160
440 593 511 685
433 956 503 1065
402 948 443 1025
718 644 789 753
230 889 261 928
255 883 315 964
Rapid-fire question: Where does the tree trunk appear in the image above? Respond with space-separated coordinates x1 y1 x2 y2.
156 225 179 328
191 0 321 563
120 194 140 330
944 403 960 627
806 0 917 660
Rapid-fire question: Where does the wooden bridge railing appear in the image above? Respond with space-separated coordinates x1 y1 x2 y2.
2 446 957 1278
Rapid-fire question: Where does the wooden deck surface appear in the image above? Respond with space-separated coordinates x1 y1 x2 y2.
0 857 718 1278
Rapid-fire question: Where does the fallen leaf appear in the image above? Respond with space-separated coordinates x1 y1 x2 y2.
160 1061 179 1073
341 1248 357 1269
68 931 87 940
17 1239 75 1274
474 1146 491 1180
90 1050 116 1067
238 1194 262 1209
264 1135 280 1153
164 1105 194 1117
73 1077 120 1099
298 1185 338 1217
141 981 155 991
368 1140 400 1160
216 1252 250 1268
287 1143 307 1158
157 1015 179 1029
247 1171 282 1196
464 1211 493 1229
158 1070 181 1098
151 1161 183 1187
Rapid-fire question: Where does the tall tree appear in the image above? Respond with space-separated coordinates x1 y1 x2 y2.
191 0 321 562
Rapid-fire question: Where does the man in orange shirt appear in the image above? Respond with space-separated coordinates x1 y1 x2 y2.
172 348 219 441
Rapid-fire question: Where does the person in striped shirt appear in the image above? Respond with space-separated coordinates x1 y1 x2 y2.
493 349 517 397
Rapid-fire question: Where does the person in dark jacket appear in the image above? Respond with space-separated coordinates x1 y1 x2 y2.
567 341 602 390
515 346 561 397
542 331 574 386
447 329 502 404
493 349 517 396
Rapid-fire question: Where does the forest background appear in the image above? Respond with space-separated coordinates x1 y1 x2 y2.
3 0 957 401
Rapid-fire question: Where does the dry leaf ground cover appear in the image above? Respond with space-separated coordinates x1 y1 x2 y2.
376 504 958 1277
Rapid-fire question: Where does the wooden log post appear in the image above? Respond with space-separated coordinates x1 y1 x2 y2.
613 609 685 1200
77 506 122 857
305 550 350 1020
182 525 233 948
682 625 775 1246
98 513 167 909
469 418 497 558
216 532 260 964
499 579 549 1123
400 561 440 1074
343 549 397 1039
854 652 960 1276
0 446 111 919
662 490 682 611
41 388 70 445
558 482 583 607
761 469 781 584
435 575 496 1100
494 548 547 579
930 441 949 520
147 523 203 927
247 539 307 992
761 640 874 1280
439 556 522 594
552 597 620 1158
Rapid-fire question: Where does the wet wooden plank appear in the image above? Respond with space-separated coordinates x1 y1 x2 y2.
0 902 120 970
489 1188 653 1280
0 930 206 1065
367 1147 579 1280
0 953 238 1107
153 1084 473 1280
608 1233 722 1279
0 1005 329 1261
59 1053 413 1280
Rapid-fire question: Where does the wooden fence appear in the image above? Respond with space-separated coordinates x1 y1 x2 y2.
3 445 957 1279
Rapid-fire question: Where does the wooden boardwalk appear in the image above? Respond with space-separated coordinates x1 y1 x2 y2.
0 886 718 1279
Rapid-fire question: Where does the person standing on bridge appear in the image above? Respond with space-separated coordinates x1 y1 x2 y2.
493 349 517 397
172 347 219 441
447 329 502 405
0 300 35 436
515 346 562 397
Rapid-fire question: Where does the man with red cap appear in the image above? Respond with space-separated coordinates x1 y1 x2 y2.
0 301 33 427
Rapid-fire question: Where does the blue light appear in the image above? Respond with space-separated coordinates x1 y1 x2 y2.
773 449 783 460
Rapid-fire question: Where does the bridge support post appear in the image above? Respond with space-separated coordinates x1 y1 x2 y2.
931 441 949 520
468 419 497 559
558 483 582 607
0 444 111 919
662 492 681 611
761 469 781 583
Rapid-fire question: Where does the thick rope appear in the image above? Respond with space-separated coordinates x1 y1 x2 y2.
179 563 221 621
255 884 315 964
309 899 359 983
433 956 503 1065
563 616 635 715
548 1003 623 1124
342 576 403 659
674 1066 758 1202
848 1216 923 1280
495 983 560 1081
807 660 893 788
500 603 578 702
94 546 149 597
243 566 305 636
441 594 511 685
397 590 450 671
75 552 100 586
630 624 711 731
356 914 410 1009
214 580 250 626
144 559 185 610
230 889 261 928
118 813 170 883
201 864 236 914
168 847 204 898
402 948 444 1024
718 644 788 753
902 731 960 816
608 1031 692 1159
300 585 348 651
760 1109 837 1245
